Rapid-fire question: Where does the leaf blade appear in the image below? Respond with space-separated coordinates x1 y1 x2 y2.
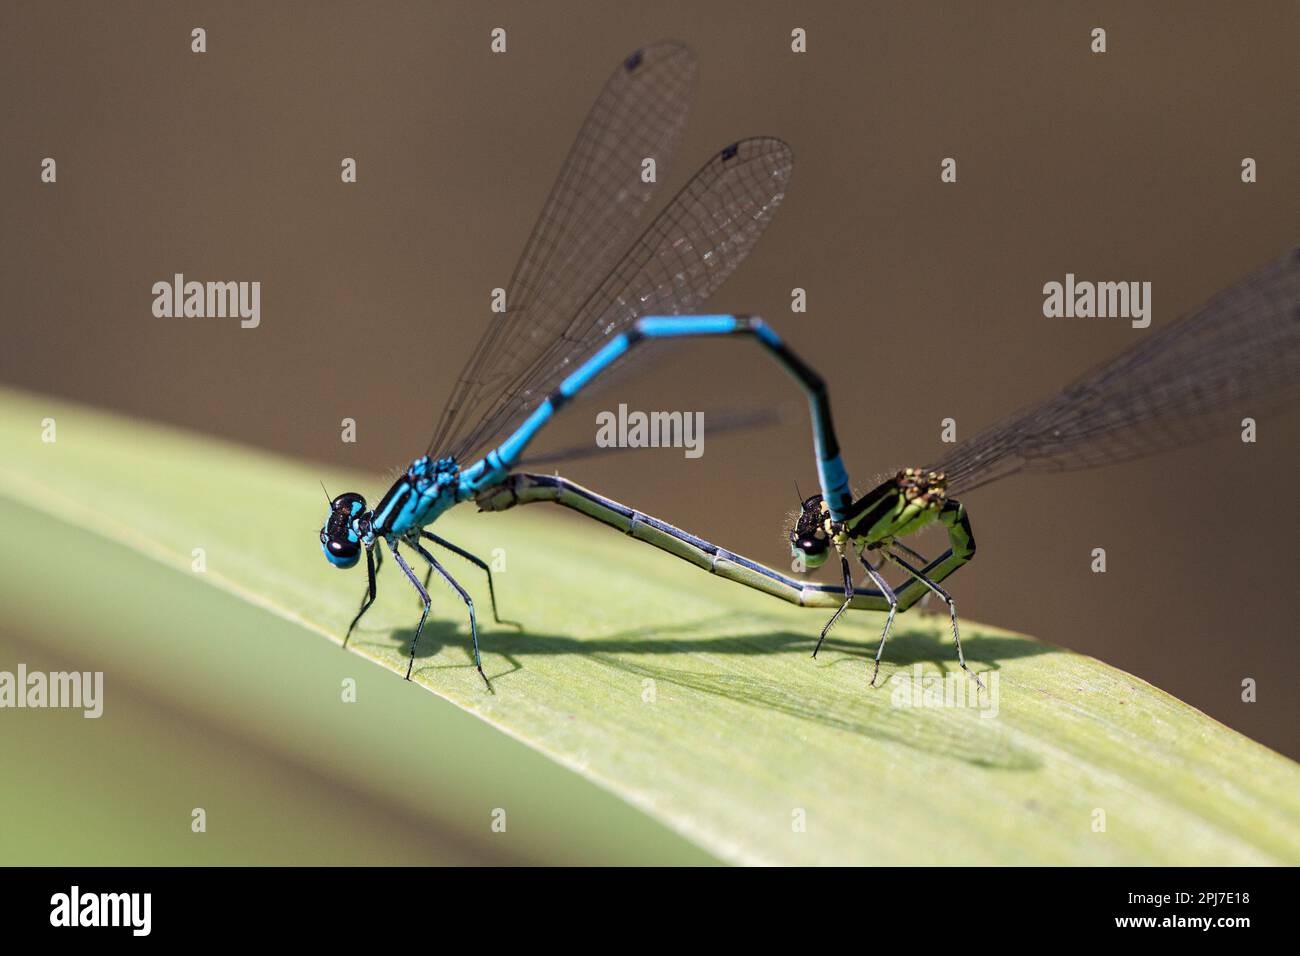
2 385 1297 865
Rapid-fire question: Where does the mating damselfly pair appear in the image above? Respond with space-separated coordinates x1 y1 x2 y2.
320 42 1300 689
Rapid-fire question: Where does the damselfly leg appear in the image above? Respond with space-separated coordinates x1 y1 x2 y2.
812 555 856 657
811 548 899 686
408 539 490 691
856 550 898 687
891 539 931 567
343 544 381 650
355 532 494 687
884 547 984 690
419 530 520 630
388 542 434 683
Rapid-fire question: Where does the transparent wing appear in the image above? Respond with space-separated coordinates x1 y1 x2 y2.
443 136 795 463
428 41 697 457
931 249 1300 495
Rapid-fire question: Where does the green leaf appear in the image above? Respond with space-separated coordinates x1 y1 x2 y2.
2 385 1297 865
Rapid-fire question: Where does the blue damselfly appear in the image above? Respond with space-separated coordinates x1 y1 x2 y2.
321 43 838 686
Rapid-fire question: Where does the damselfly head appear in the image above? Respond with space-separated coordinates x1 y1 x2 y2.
789 493 831 569
320 492 367 569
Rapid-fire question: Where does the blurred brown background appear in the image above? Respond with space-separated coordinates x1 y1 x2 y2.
2 1 1297 759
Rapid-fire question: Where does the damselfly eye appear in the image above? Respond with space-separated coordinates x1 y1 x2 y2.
789 493 830 569
790 534 830 569
322 534 361 569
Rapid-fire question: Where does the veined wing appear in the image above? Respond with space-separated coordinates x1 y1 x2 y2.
446 136 795 464
932 249 1300 495
428 42 697 457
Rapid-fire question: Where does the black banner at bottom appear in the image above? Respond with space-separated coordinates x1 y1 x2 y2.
0 866 1280 941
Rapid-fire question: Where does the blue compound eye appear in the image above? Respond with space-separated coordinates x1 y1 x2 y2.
322 534 360 568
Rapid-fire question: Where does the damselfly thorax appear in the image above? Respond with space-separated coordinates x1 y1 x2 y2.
364 456 463 541
842 468 949 547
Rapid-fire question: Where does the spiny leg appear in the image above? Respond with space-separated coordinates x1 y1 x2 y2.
420 531 521 628
411 539 491 691
885 547 985 690
888 539 940 616
413 545 439 608
856 549 898 687
891 538 930 567
812 554 856 658
388 542 432 681
343 544 381 650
